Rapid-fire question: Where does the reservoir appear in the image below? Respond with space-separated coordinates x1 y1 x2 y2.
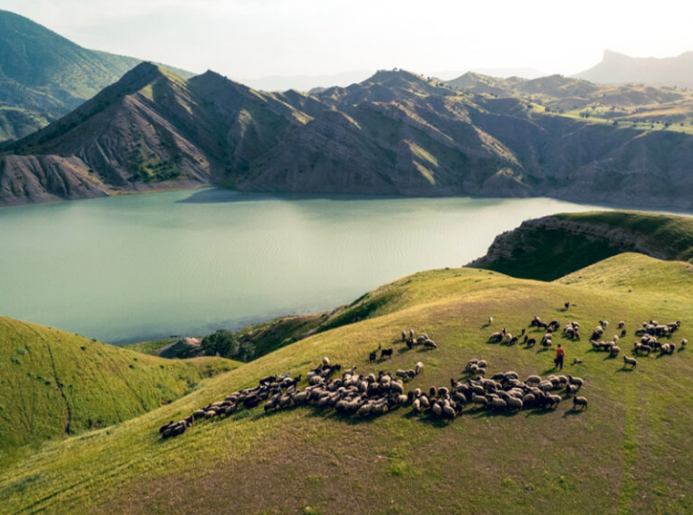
0 188 603 344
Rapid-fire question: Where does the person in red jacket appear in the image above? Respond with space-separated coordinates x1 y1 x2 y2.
555 344 565 370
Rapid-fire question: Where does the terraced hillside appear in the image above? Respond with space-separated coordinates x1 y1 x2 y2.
1 253 691 514
0 316 238 466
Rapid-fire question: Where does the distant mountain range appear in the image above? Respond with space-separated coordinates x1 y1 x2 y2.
3 63 693 208
239 71 374 94
3 9 693 208
0 9 191 142
575 50 693 87
241 68 546 92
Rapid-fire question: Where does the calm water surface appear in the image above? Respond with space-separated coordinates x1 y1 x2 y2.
0 189 605 344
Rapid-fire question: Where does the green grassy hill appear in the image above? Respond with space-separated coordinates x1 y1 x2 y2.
1 253 691 514
0 316 238 465
0 9 192 142
470 210 693 281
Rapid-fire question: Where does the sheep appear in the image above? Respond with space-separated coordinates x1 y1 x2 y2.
491 398 507 411
522 393 537 407
488 316 493 325
369 352 377 363
572 358 583 365
488 332 503 343
412 398 421 414
525 375 541 386
634 343 652 356
322 357 330 367
545 394 562 409
506 396 523 411
477 360 487 368
623 355 637 369
567 375 584 388
423 339 437 350
565 383 579 396
610 346 621 357
401 330 407 341
380 348 393 359
526 338 536 348
471 394 487 408
442 403 457 419
681 338 688 348
415 361 424 374
591 326 604 340
409 329 414 338
564 302 570 310
618 321 625 329
572 396 588 410
599 320 609 328
538 381 553 392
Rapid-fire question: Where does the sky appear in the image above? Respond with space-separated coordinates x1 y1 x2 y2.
2 0 692 82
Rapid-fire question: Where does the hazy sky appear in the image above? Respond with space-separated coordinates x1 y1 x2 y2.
2 0 691 80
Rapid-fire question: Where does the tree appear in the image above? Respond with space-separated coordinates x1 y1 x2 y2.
201 329 256 361
201 329 237 357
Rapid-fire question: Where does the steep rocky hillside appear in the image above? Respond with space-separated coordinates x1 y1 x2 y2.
5 67 693 207
0 63 312 205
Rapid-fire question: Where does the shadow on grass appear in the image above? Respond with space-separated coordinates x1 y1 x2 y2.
615 367 636 373
474 409 517 419
397 347 412 355
563 408 586 418
524 408 554 417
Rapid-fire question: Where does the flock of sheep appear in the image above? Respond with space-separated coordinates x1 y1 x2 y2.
159 308 687 439
408 358 587 420
487 312 686 371
160 357 423 438
159 350 589 439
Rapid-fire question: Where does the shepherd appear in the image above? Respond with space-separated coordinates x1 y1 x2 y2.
555 344 565 370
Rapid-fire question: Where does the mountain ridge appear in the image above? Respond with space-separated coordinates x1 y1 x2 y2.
575 49 693 86
0 9 192 142
4 66 693 207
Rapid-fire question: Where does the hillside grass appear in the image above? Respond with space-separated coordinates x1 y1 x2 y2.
0 317 239 467
0 254 691 514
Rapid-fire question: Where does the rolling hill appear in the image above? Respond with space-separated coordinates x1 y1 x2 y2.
0 315 238 466
469 211 693 280
0 252 691 514
575 49 693 87
0 9 191 142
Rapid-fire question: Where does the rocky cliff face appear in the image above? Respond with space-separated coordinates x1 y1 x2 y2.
468 212 693 280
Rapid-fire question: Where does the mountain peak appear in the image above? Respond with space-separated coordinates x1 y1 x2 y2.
602 49 629 62
366 68 426 84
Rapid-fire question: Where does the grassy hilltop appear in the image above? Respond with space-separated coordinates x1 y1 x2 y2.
0 252 692 515
0 316 238 466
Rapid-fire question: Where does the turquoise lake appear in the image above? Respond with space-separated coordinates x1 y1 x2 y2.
0 188 605 344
